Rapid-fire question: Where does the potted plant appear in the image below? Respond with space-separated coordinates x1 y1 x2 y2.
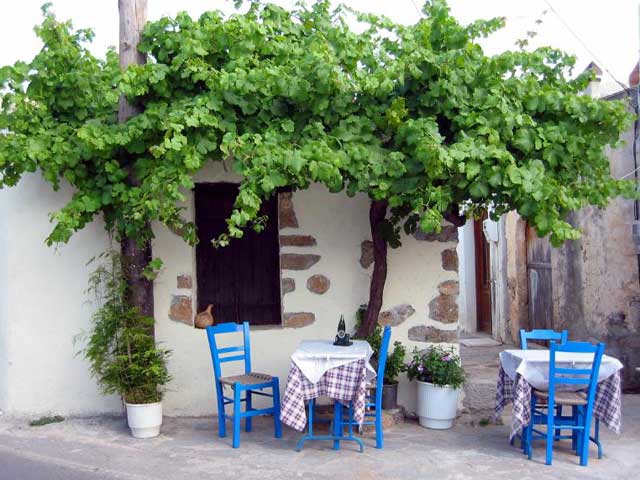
406 346 465 429
80 250 171 438
357 305 406 409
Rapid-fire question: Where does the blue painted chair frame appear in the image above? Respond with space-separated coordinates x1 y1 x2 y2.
519 329 568 350
514 329 568 448
519 329 603 456
342 325 392 449
523 340 605 466
206 322 282 448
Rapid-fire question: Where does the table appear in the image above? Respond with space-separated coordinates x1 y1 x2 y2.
280 340 375 451
495 349 623 439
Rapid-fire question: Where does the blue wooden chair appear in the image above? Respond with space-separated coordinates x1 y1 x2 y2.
523 340 605 466
512 329 569 448
343 325 392 449
520 329 568 349
205 322 282 448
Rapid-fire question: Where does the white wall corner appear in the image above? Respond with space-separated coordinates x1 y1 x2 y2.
457 221 476 334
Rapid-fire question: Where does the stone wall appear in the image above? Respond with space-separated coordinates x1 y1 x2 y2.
501 96 640 391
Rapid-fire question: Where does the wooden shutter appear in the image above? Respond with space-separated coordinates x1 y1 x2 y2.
526 224 553 332
194 183 282 325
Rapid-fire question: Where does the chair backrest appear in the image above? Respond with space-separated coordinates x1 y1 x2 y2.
548 340 605 406
205 322 252 381
375 325 393 392
520 329 568 349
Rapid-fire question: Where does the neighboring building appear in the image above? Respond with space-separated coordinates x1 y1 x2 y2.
0 161 468 417
466 66 640 392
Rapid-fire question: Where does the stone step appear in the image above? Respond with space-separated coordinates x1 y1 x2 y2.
312 404 405 434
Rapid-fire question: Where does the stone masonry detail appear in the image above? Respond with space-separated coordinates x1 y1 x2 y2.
441 248 458 272
307 274 330 294
429 280 459 324
177 274 192 289
282 278 295 295
280 253 321 270
360 240 374 268
280 235 317 247
169 295 193 326
408 325 458 343
284 312 316 328
278 191 299 229
378 304 416 326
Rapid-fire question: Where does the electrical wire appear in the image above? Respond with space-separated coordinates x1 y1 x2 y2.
409 0 422 16
542 0 628 91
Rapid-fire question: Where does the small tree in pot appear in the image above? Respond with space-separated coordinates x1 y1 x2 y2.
80 250 171 438
406 346 465 429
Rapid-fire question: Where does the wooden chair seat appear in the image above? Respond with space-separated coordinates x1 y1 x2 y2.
533 389 587 406
220 372 273 387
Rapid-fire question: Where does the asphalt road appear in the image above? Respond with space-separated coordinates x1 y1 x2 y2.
0 449 123 480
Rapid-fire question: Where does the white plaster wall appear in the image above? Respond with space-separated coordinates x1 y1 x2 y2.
0 174 120 416
154 163 458 416
0 167 457 417
457 222 476 334
0 186 9 413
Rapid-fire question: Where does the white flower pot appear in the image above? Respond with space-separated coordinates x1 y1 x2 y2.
125 401 163 438
416 381 460 430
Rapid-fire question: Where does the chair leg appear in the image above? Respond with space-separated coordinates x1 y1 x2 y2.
308 399 315 436
545 402 554 465
594 418 603 459
375 405 384 449
526 395 536 460
216 383 226 438
245 391 253 433
333 401 342 451
232 386 242 448
571 407 578 454
580 418 591 466
272 378 282 439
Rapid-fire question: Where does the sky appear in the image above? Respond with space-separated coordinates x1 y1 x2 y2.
0 0 638 97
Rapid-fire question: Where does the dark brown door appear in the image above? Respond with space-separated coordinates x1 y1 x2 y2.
194 183 281 326
526 225 553 331
474 215 492 333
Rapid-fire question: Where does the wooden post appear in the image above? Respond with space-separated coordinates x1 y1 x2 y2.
118 0 154 320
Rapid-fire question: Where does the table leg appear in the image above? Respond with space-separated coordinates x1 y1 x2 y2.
333 401 342 451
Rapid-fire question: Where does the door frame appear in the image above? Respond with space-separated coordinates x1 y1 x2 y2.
474 214 493 335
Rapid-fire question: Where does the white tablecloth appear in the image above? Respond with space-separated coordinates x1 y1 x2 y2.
499 349 623 391
291 340 376 384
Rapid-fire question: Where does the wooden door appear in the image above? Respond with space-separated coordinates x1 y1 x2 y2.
474 216 492 333
194 183 281 326
526 225 553 331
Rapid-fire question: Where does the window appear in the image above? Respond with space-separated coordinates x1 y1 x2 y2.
194 183 282 326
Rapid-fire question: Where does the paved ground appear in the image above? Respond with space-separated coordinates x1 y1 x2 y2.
0 395 639 480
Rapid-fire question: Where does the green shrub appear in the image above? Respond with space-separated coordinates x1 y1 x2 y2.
406 346 465 389
356 305 406 385
29 415 64 427
79 250 171 404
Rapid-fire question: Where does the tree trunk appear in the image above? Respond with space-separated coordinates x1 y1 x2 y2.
356 200 389 338
118 0 153 319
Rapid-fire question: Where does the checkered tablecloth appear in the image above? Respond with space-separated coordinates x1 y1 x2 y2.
280 359 368 432
494 365 622 440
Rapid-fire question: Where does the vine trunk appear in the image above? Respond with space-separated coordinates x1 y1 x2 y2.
357 199 389 338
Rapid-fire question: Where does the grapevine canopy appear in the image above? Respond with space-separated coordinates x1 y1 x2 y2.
0 1 634 249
